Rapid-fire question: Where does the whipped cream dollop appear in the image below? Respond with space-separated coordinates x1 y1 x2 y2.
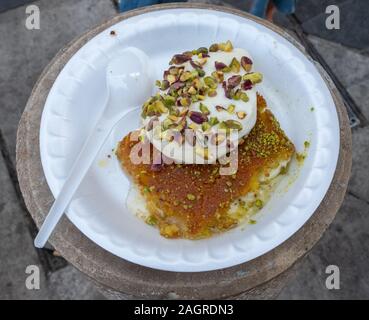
140 41 263 164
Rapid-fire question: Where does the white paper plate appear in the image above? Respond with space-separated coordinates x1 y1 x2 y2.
39 8 339 272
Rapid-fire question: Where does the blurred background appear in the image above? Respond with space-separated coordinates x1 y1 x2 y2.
0 0 368 299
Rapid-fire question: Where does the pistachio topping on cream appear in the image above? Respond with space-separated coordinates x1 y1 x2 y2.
140 41 263 164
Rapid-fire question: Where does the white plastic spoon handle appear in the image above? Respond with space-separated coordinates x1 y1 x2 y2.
34 117 112 248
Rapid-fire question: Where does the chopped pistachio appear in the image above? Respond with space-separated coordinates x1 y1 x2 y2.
171 54 192 65
224 119 243 131
233 90 241 100
197 47 208 55
190 70 199 79
196 69 201 77
240 92 249 102
224 40 233 52
227 75 242 89
209 43 219 52
197 69 205 77
202 122 211 132
146 103 156 117
218 121 227 130
204 76 217 89
163 95 175 107
242 72 263 84
170 108 180 117
154 100 168 114
211 71 224 83
180 71 192 82
237 111 246 119
188 86 197 95
218 42 225 51
216 105 226 112
193 78 202 89
180 97 190 107
161 80 170 90
162 118 173 130
255 199 263 208
187 193 196 201
227 104 236 114
209 117 219 126
199 103 210 115
219 40 233 52
229 57 241 73
167 74 177 84
208 89 217 97
222 66 231 73
241 56 253 72
169 67 179 75
146 215 158 226
191 95 199 103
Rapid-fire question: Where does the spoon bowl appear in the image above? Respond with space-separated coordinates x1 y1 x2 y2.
104 47 153 119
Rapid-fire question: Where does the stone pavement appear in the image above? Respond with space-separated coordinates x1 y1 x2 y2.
0 0 114 300
276 34 369 299
0 144 105 299
0 0 368 299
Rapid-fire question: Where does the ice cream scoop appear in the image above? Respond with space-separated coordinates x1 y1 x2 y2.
141 46 262 164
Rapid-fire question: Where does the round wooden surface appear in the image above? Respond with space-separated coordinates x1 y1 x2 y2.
16 3 352 299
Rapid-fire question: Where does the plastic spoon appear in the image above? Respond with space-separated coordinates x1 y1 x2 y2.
34 47 153 248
